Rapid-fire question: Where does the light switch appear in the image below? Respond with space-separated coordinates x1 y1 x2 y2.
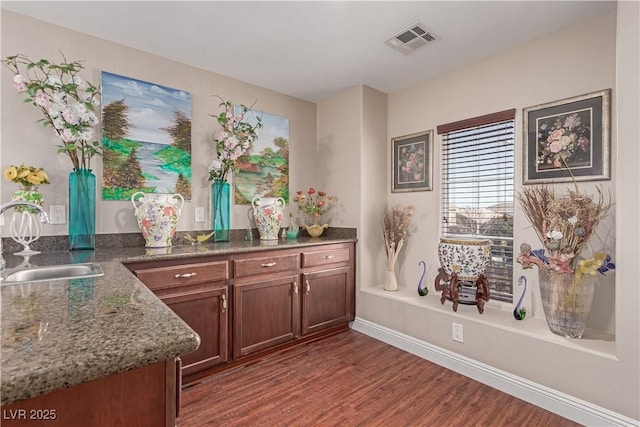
195 207 205 223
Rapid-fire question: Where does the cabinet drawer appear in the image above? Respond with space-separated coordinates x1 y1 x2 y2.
234 253 298 278
301 247 350 268
134 261 229 291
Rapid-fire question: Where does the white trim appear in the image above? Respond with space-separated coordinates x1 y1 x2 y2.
351 318 639 427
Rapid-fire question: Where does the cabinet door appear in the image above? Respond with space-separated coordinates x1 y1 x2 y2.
233 276 299 358
162 285 228 378
302 266 353 336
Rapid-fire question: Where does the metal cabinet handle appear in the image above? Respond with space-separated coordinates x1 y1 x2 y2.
221 294 227 312
324 255 334 259
174 272 197 278
261 262 277 267
293 282 298 295
306 279 311 295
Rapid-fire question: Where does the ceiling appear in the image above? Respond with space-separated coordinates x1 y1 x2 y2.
2 1 616 103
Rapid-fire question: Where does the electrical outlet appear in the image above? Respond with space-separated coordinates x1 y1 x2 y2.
49 205 66 224
452 322 464 343
195 207 205 223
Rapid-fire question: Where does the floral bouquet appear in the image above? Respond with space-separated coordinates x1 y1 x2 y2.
381 204 414 291
4 165 50 186
2 54 101 170
516 184 614 279
4 165 49 214
294 188 334 221
537 112 591 170
207 97 263 183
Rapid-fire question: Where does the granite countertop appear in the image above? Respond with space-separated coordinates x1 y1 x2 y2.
0 235 356 406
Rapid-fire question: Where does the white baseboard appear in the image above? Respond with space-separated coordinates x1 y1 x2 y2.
351 318 639 427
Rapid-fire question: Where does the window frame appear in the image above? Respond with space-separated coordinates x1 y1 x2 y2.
437 109 516 302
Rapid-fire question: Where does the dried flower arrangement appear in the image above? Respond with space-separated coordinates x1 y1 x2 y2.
516 183 614 280
381 204 414 291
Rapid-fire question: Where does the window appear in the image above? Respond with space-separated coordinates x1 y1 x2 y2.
437 109 515 302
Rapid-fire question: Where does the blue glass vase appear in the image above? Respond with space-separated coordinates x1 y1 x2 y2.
212 180 230 242
69 168 96 250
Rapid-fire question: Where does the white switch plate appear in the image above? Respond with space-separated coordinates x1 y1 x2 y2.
452 322 464 343
49 205 66 224
194 207 205 223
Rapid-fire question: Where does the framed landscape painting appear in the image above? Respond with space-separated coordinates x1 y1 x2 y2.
523 89 611 184
233 108 289 204
100 71 192 200
391 130 433 192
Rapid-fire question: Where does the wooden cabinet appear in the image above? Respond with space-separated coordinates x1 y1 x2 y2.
128 258 230 384
302 266 352 335
162 285 228 378
301 244 355 336
127 242 355 383
0 359 177 427
233 275 299 358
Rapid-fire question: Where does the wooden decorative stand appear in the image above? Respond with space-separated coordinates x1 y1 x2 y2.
434 267 490 313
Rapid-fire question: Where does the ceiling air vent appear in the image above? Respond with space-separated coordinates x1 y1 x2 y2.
384 23 440 55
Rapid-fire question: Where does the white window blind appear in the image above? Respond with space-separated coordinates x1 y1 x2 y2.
438 110 515 301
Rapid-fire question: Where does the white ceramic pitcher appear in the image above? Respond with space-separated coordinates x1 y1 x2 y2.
252 196 285 240
131 192 184 247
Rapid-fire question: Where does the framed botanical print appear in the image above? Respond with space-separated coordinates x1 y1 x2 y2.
391 130 433 192
523 89 611 184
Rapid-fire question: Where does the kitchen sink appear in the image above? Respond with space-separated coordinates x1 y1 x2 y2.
1 263 105 284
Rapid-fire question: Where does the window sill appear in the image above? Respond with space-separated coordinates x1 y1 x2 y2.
361 286 617 360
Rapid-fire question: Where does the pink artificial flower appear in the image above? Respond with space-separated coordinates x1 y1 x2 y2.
549 141 562 153
547 129 564 143
13 74 27 92
34 90 50 109
563 114 581 130
308 187 315 195
548 255 573 273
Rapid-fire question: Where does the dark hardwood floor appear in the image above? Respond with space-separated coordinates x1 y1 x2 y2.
178 329 581 427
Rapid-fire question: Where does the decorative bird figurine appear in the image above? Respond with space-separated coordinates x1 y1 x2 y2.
513 276 527 320
185 231 215 244
417 260 428 296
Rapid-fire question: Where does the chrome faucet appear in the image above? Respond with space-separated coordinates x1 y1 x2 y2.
0 201 49 278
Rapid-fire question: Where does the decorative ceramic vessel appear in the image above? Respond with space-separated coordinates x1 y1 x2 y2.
131 192 184 248
437 238 491 281
303 223 328 238
252 196 285 240
538 269 595 338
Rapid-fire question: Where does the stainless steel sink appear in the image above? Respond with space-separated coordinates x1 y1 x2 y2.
1 263 104 284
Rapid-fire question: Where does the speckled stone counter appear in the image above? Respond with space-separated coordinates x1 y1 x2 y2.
0 234 357 406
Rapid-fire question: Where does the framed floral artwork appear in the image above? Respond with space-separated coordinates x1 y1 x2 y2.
391 130 433 192
523 89 611 184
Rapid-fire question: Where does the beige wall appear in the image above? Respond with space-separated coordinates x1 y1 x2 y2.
0 10 317 235
350 8 639 420
2 4 638 422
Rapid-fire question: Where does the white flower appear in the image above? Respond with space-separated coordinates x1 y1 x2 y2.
51 91 66 104
568 216 578 225
546 230 563 240
62 106 80 125
73 76 87 90
79 130 94 141
208 159 222 172
47 75 62 86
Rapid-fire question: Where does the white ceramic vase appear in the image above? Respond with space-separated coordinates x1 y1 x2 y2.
131 192 184 247
252 196 285 240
